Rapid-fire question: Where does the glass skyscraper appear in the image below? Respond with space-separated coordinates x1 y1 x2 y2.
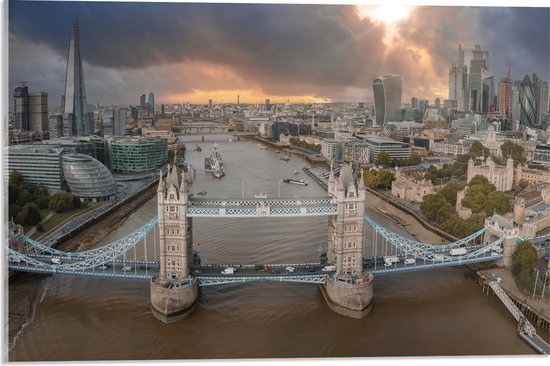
519 75 536 127
373 75 402 127
62 17 93 136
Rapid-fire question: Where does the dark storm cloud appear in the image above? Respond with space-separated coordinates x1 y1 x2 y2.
9 2 367 86
397 6 549 83
8 1 550 104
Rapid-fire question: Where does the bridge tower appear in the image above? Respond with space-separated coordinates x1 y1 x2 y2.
484 213 519 267
323 164 374 318
150 165 199 323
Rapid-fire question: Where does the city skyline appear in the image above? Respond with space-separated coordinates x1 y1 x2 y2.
8 2 550 106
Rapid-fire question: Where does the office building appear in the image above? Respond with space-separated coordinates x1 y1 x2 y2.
373 75 403 126
411 97 418 110
146 92 155 114
482 74 496 113
499 73 513 119
321 138 341 161
266 98 271 111
61 18 93 136
13 82 29 130
13 83 49 134
533 143 550 167
49 114 64 139
448 63 467 110
271 122 299 141
456 44 489 112
102 109 127 136
7 145 70 192
357 136 411 163
533 74 549 128
28 92 48 133
109 136 168 174
519 75 536 127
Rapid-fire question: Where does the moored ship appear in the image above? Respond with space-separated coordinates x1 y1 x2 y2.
205 144 225 178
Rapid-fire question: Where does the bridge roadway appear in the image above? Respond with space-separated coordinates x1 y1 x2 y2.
10 247 505 281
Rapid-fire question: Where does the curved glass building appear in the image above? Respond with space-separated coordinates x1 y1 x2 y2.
62 153 117 201
373 75 403 126
519 75 536 127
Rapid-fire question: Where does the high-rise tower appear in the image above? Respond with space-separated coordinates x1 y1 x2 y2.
62 17 93 136
499 66 512 119
456 44 489 112
146 92 155 114
519 75 536 127
373 75 402 126
13 82 29 131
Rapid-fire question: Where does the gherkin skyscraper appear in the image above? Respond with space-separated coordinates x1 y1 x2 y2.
62 17 93 136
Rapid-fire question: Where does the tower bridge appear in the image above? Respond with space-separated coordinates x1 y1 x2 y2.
8 163 535 323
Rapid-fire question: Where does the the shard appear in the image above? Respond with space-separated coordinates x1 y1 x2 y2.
62 17 93 136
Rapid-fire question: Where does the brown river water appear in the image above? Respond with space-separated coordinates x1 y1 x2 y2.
8 136 535 361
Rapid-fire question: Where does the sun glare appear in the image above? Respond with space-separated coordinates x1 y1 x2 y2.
356 4 412 27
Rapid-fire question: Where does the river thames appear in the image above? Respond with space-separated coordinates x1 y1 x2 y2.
8 136 535 361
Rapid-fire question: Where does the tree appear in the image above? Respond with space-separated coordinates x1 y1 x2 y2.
468 174 490 187
9 170 22 187
363 170 395 189
469 140 489 158
465 213 485 233
375 152 391 166
512 241 538 275
49 192 76 213
420 193 447 220
434 204 456 225
441 214 468 237
461 189 486 213
15 203 42 226
501 140 525 166
439 181 464 206
484 190 511 215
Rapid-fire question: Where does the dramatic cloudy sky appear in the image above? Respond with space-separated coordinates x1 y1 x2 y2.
8 1 550 106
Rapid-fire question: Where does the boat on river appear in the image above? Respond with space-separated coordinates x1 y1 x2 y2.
205 145 225 178
283 178 308 186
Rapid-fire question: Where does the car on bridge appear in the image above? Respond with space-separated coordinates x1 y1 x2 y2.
306 266 315 272
322 265 336 272
221 267 236 275
285 266 295 273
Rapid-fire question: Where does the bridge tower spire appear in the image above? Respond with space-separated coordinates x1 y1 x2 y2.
151 164 199 323
323 163 373 318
